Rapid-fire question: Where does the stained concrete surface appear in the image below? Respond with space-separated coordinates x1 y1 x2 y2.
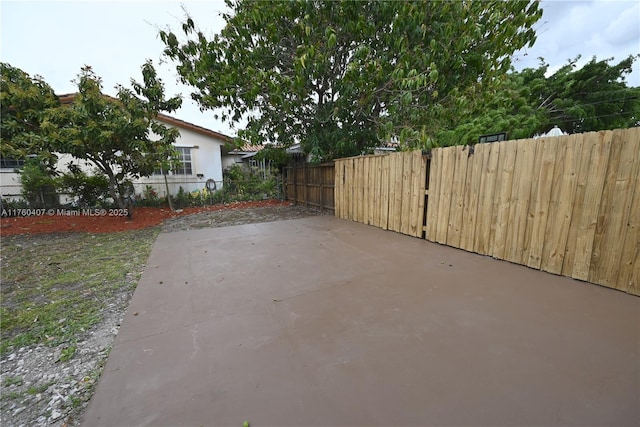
82 216 640 426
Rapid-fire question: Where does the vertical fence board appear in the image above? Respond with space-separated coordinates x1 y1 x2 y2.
571 131 613 281
510 139 539 264
370 156 379 227
372 157 378 225
472 144 492 253
342 160 348 219
588 129 625 285
504 140 528 263
414 152 428 238
345 159 353 220
386 154 394 230
616 128 640 293
335 162 343 218
446 146 467 247
460 144 484 252
527 138 559 269
521 139 545 265
435 150 455 244
435 148 455 244
602 128 640 295
541 134 581 274
349 159 356 221
426 148 442 240
562 134 595 277
352 158 358 220
488 142 506 256
408 151 420 236
474 142 500 255
338 161 345 218
350 158 357 220
492 141 517 259
391 153 405 232
400 152 413 235
380 155 391 230
359 157 367 223
363 158 371 225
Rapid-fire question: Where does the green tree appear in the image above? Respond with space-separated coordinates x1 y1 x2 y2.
161 0 541 161
44 62 182 210
438 55 640 145
436 70 547 145
254 144 290 171
524 55 640 134
0 63 60 169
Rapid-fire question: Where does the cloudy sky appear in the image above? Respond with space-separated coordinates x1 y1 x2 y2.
1 0 639 137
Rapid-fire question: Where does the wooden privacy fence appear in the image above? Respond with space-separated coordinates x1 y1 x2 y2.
335 151 427 237
334 128 640 296
285 163 335 211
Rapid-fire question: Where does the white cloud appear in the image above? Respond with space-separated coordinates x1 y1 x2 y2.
513 0 639 86
603 2 640 45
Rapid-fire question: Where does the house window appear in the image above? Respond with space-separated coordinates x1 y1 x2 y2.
173 147 192 175
153 147 193 175
0 156 25 170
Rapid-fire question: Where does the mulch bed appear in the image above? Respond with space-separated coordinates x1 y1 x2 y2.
0 200 291 236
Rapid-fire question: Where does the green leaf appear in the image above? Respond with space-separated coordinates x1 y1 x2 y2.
328 33 336 49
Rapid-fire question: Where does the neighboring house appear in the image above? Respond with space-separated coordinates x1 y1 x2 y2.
222 143 279 179
0 96 234 201
222 143 265 170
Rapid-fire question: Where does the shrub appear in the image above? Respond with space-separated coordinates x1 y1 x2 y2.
0 198 29 211
57 165 110 208
18 159 58 208
173 186 192 209
138 185 163 207
221 164 279 201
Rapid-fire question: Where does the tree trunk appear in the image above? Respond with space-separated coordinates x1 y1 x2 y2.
105 170 126 210
164 173 174 210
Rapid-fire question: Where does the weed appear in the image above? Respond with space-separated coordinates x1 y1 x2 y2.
3 376 23 387
59 345 77 362
27 380 54 395
2 391 23 400
69 394 83 408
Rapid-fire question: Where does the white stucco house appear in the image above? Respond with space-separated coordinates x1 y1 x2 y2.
129 112 232 197
0 101 234 201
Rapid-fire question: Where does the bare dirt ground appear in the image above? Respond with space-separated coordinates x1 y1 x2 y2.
160 203 324 233
0 204 324 427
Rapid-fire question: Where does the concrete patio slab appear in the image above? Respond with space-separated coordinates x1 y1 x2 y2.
82 216 639 426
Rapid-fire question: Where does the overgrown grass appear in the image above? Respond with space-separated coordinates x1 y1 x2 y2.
0 228 160 355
